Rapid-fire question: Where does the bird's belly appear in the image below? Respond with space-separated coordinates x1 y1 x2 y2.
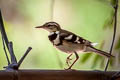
54 41 85 53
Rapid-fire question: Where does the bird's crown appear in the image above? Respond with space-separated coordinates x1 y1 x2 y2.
35 22 61 32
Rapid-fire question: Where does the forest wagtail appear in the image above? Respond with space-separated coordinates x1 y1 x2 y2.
35 22 114 69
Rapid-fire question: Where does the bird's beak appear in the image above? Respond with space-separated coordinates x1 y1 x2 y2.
35 25 44 28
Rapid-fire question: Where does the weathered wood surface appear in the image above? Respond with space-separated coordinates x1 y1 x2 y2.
0 70 120 80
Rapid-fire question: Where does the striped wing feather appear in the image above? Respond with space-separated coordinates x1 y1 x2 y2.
60 30 92 46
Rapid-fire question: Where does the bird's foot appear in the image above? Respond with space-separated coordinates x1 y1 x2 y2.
64 67 71 70
66 57 72 66
64 67 76 71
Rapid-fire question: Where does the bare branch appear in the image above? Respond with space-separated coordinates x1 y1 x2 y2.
0 9 10 65
17 47 32 68
104 0 118 71
8 42 17 64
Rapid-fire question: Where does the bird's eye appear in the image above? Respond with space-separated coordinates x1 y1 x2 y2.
47 25 51 27
47 25 54 29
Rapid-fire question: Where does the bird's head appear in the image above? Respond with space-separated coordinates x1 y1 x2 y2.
35 22 61 32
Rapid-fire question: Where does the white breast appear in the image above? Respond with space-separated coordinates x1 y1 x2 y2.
55 40 85 54
53 34 60 45
51 31 60 45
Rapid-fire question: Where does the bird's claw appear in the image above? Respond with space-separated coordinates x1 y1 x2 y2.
64 68 71 70
64 67 76 71
66 57 72 66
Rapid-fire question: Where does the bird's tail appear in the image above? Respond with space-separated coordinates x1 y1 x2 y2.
86 46 114 58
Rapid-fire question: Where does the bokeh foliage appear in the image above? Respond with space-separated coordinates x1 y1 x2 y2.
0 0 120 70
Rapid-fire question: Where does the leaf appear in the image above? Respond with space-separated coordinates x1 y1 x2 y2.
91 40 105 68
115 36 120 49
80 53 92 63
99 40 105 49
91 54 102 68
109 57 114 67
103 18 114 29
100 57 105 68
103 13 114 29
110 0 117 6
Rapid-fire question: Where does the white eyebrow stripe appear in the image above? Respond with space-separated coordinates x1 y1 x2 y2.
75 37 80 43
49 23 58 26
64 35 73 40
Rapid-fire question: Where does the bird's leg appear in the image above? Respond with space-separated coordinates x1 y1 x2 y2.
67 51 79 69
66 54 73 66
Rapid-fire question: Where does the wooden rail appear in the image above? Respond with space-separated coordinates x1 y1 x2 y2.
0 70 120 80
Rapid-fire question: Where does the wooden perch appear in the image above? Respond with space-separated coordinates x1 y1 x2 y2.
0 70 120 80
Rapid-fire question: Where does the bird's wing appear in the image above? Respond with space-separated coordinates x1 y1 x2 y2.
59 30 93 46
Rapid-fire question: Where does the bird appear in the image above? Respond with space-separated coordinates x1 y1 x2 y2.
35 21 114 69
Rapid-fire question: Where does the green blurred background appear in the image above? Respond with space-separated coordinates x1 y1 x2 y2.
0 0 120 70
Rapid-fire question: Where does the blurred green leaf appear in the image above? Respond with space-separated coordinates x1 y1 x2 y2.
91 54 102 68
81 53 92 63
99 40 105 49
103 14 114 29
115 36 120 49
90 40 105 68
100 58 105 68
110 0 118 6
109 57 114 67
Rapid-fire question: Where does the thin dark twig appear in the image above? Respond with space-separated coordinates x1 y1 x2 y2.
50 0 55 21
104 0 118 71
0 9 10 64
1 36 10 65
0 10 9 48
17 47 32 68
8 42 17 64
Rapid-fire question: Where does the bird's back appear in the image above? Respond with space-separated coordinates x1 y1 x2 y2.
48 29 93 53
